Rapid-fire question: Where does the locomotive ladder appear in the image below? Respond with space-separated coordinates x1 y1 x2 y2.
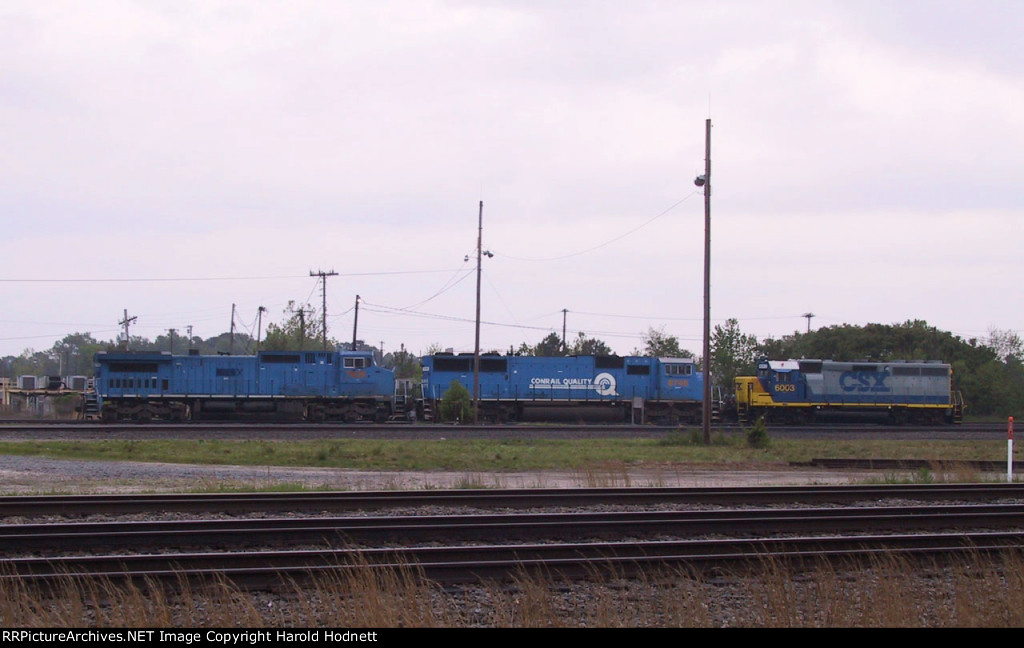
78 392 100 420
951 391 965 423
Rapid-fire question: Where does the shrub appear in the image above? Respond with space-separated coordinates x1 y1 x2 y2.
746 417 770 449
440 380 473 423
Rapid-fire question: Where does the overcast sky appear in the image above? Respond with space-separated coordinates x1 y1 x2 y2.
1 0 1021 361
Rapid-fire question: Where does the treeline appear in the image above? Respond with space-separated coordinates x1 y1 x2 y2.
2 319 1020 418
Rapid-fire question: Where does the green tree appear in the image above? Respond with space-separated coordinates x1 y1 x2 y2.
440 379 472 423
710 318 759 389
637 326 692 358
568 332 613 356
985 328 1024 363
535 332 565 356
385 344 422 381
51 333 105 376
262 301 338 351
514 332 565 357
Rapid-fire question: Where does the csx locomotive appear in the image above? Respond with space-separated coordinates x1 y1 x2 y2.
733 358 964 425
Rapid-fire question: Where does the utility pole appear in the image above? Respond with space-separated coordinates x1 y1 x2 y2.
256 306 267 352
352 295 361 351
562 309 568 354
119 309 137 350
167 328 177 353
473 200 492 424
292 305 307 349
229 303 236 354
697 118 712 445
802 312 815 333
310 269 338 351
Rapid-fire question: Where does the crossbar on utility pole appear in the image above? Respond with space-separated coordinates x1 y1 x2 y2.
119 309 137 350
310 269 338 351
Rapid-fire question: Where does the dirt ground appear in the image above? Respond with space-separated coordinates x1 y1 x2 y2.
0 454 887 494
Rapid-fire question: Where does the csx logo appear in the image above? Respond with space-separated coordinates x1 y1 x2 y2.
774 384 796 392
839 371 891 392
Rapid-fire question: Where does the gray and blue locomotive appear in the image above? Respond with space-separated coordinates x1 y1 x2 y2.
733 358 965 424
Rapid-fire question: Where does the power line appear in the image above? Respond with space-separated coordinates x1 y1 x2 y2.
0 269 461 283
493 193 699 262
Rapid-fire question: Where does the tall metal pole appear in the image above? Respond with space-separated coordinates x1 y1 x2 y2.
473 201 483 423
702 118 712 444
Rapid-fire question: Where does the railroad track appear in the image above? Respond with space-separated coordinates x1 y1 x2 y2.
0 420 1007 440
4 504 1024 552
3 485 1024 590
6 531 1024 591
4 483 1024 516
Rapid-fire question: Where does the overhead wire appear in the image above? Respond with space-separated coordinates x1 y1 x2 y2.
491 192 700 262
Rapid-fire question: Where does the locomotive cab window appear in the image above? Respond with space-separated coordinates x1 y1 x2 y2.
776 372 793 384
664 364 692 376
344 357 367 369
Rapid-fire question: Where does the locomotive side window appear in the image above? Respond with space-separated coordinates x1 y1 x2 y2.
434 357 473 372
663 365 691 376
480 358 508 373
776 373 793 384
892 367 921 377
595 356 624 369
798 361 822 374
262 354 301 364
344 357 367 369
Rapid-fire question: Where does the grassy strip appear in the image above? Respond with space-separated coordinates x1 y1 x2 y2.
0 433 1013 472
4 551 1024 627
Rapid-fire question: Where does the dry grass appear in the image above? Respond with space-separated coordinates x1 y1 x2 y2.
4 550 1024 628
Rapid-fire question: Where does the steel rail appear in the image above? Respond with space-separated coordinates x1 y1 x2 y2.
3 504 1024 553
4 530 1023 589
3 483 1024 517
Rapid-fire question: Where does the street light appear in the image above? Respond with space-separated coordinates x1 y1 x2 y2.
472 201 492 424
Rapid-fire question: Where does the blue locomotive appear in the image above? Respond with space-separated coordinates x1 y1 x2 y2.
733 358 965 424
93 349 396 422
419 353 713 424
